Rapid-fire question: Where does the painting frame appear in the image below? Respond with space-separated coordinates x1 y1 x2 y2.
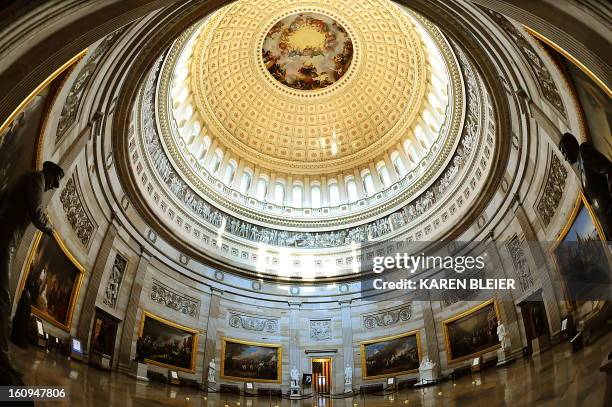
442 299 501 364
137 310 199 373
550 192 611 311
220 337 283 383
19 230 85 332
360 330 422 380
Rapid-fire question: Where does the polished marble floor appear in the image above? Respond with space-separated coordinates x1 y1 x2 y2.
10 332 611 407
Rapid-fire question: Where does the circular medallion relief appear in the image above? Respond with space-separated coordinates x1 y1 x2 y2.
262 12 353 91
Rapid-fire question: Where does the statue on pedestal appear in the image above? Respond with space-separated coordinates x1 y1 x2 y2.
497 322 511 350
208 358 216 383
344 366 352 386
558 132 612 239
419 355 435 371
290 367 300 388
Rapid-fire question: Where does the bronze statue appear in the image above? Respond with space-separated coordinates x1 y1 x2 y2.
0 160 64 376
558 132 612 240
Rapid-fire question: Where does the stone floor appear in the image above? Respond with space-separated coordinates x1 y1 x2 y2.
10 331 611 407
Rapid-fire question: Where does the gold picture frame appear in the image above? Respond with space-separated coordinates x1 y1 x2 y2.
138 310 199 373
550 192 611 312
360 330 422 380
442 299 500 364
221 337 282 383
19 230 85 332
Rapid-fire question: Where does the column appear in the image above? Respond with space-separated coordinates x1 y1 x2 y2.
288 301 301 388
383 153 399 183
513 195 561 336
339 300 354 392
368 162 383 192
117 247 151 371
231 160 244 190
421 300 441 376
76 214 120 354
202 139 219 168
202 288 222 387
487 233 522 356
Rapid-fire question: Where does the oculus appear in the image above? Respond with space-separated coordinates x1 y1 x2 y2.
262 12 353 90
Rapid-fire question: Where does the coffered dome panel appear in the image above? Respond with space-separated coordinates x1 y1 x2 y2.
189 0 429 173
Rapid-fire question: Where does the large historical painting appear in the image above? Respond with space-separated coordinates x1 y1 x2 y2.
221 338 282 383
443 299 500 363
21 232 84 331
360 331 421 379
138 311 199 372
551 194 611 303
262 12 353 91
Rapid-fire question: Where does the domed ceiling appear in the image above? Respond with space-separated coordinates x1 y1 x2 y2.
128 0 496 279
188 0 428 173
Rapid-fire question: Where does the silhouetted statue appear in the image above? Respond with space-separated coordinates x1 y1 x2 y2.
558 132 612 239
134 337 145 363
10 278 38 349
0 161 64 376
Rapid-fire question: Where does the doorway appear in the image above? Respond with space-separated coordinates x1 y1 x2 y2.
519 300 550 354
312 358 332 394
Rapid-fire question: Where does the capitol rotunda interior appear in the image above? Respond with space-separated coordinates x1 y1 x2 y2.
0 0 611 406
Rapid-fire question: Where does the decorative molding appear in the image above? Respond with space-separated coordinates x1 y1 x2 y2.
150 279 200 318
59 172 97 248
484 9 566 118
228 312 279 333
362 304 412 329
506 234 533 292
56 26 127 143
102 253 127 309
309 319 332 341
536 153 568 227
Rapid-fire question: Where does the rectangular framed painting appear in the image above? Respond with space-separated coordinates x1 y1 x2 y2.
138 311 199 373
443 299 500 363
20 231 85 331
551 193 611 303
360 330 421 379
221 338 282 383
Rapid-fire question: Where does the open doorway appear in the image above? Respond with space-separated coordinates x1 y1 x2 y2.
312 358 332 394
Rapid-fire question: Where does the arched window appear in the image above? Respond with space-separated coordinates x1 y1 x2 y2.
239 170 252 194
391 151 406 177
345 176 358 202
255 177 268 201
292 184 303 208
328 179 340 205
210 150 223 174
403 140 418 163
362 170 375 195
224 160 237 184
311 184 321 208
274 181 285 206
377 161 391 188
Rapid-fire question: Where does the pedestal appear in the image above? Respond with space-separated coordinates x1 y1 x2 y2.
496 348 512 366
90 351 112 371
128 361 149 382
344 385 353 393
290 386 301 399
414 367 437 387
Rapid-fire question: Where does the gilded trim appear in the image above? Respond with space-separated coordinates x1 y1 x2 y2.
442 299 500 364
523 26 611 99
0 50 88 137
138 310 200 373
220 337 283 383
19 230 85 332
360 329 422 380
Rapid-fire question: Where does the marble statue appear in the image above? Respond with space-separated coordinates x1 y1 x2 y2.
419 355 435 371
290 367 300 388
344 366 352 386
497 322 510 350
558 132 612 239
208 358 216 383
